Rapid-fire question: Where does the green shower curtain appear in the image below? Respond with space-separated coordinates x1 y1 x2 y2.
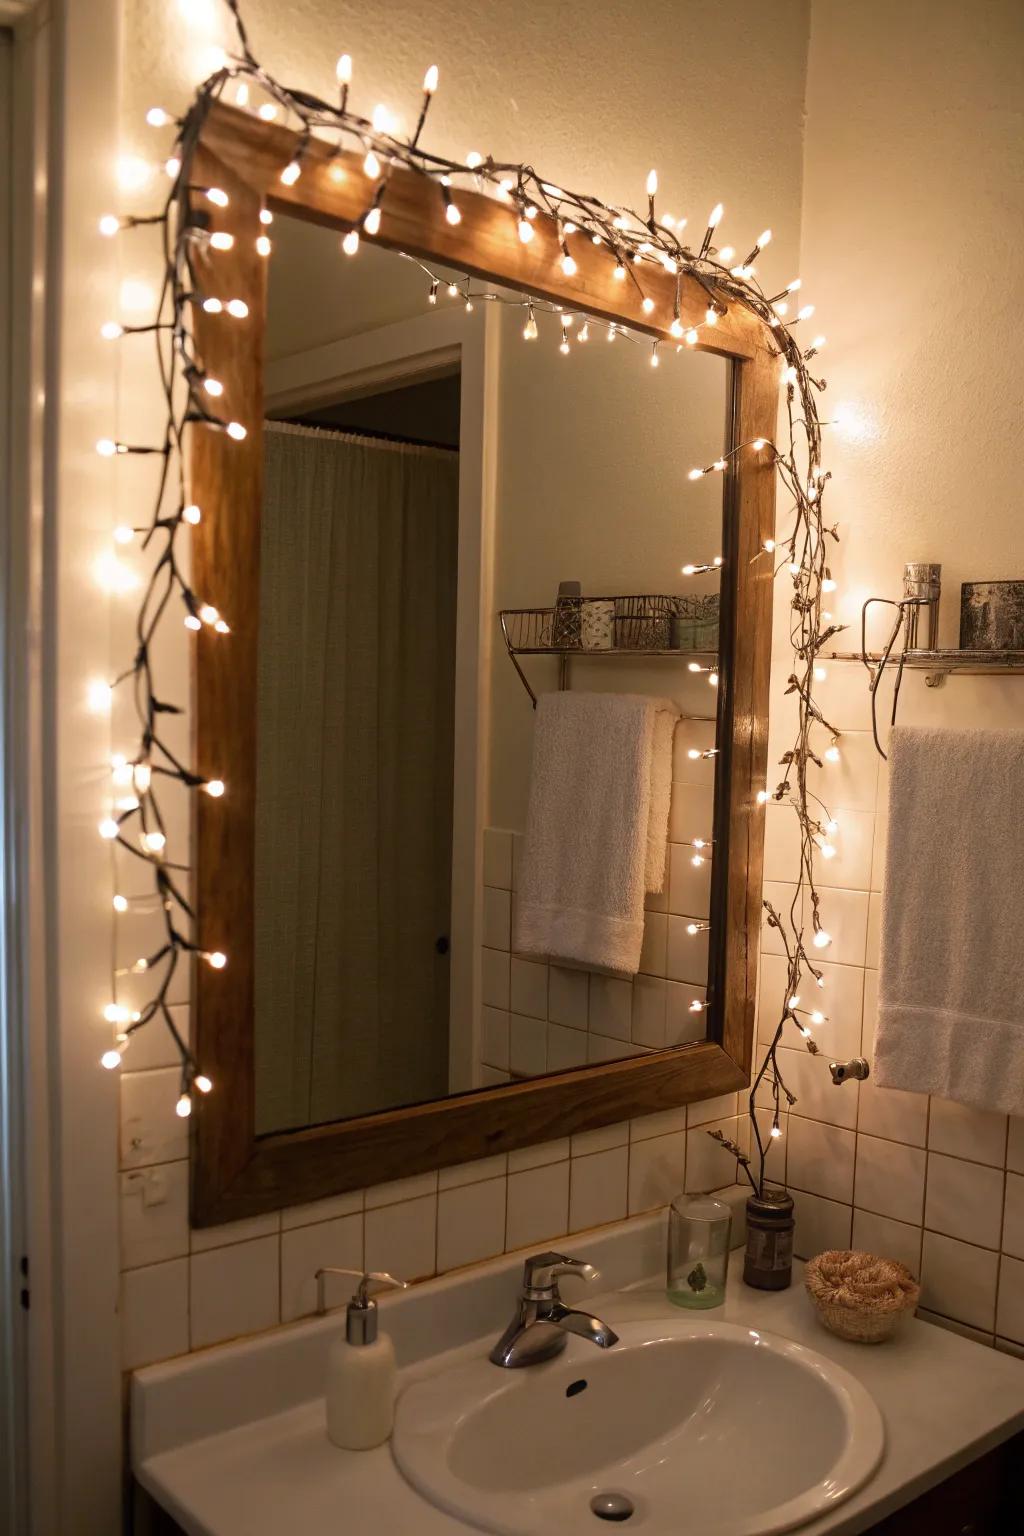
254 421 459 1132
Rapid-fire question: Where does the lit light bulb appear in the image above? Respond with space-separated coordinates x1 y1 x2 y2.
705 307 718 327
821 577 837 593
100 321 123 340
685 328 699 346
207 950 227 969
101 1049 123 1070
113 524 134 545
824 743 841 763
820 843 837 860
195 1074 213 1094
113 894 128 913
763 539 776 554
226 421 247 441
756 790 770 805
280 160 301 186
517 217 534 244
98 213 121 238
825 818 839 835
175 1094 192 1119
363 149 381 179
183 503 201 525
797 304 815 321
258 104 278 122
717 246 735 263
184 615 201 631
752 438 767 451
206 187 229 208
523 309 538 341
165 156 181 179
336 53 353 85
707 202 723 228
214 619 230 634
769 1125 783 1140
259 208 273 226
641 297 655 314
650 345 659 368
255 234 272 256
203 376 223 397
670 319 684 339
811 1011 826 1025
142 830 166 854
691 853 704 867
561 253 577 276
578 323 589 342
813 930 832 949
687 468 703 481
209 231 234 252
371 104 394 134
709 671 718 687
204 779 225 797
814 666 827 682
613 262 626 281
342 229 360 256
98 818 119 840
757 228 772 249
688 999 704 1013
96 438 120 458
423 63 439 93
88 680 113 713
445 200 462 226
226 298 248 320
363 206 382 236
235 83 249 107
202 297 223 314
646 169 658 197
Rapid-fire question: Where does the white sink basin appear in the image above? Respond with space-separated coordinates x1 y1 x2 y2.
393 1316 884 1536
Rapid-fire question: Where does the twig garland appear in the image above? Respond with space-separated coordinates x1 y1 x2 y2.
98 0 842 1143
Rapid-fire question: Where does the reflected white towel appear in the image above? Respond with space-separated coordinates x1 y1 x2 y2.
513 693 679 976
875 725 1024 1115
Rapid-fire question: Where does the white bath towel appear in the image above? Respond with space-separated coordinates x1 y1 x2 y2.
513 692 679 976
874 725 1024 1115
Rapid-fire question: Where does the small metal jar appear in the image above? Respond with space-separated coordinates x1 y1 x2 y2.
743 1189 795 1291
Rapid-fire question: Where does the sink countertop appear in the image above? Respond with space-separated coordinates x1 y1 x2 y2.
133 1224 1024 1536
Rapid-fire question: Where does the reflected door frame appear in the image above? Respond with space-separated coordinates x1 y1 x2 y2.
264 302 500 1097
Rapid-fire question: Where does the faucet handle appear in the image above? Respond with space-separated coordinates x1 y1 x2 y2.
522 1251 599 1296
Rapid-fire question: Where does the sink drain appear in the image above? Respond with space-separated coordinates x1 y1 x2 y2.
590 1492 634 1522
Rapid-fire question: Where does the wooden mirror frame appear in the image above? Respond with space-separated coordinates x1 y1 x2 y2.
189 102 778 1225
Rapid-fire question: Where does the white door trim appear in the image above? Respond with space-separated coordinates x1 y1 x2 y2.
265 303 499 1097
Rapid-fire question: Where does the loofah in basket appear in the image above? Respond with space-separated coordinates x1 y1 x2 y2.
804 1250 921 1344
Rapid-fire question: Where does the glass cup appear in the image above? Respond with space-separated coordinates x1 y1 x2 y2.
667 1194 732 1309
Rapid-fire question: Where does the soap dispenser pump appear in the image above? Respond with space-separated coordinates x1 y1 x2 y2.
316 1266 408 1450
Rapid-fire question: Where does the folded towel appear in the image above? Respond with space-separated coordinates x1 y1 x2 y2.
513 692 679 976
874 725 1024 1116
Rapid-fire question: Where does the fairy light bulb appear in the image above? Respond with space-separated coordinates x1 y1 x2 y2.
517 218 533 244
705 307 718 326
423 63 439 93
757 228 772 249
203 377 224 397
371 104 394 134
646 168 658 197
258 104 277 122
813 929 832 949
650 343 660 368
204 779 225 797
336 53 353 85
821 577 837 593
113 894 128 913
98 214 121 238
209 232 234 251
613 262 626 281
98 818 119 840
561 252 577 276
756 790 770 805
100 321 123 340
88 680 113 712
685 328 699 346
142 830 166 854
363 206 382 236
640 297 655 315
165 156 181 179
342 229 360 256
202 297 223 314
578 323 589 343
195 1074 213 1094
226 298 248 318
797 304 815 321
769 1125 783 1140
688 999 704 1013
820 843 837 860
184 615 201 631
101 1049 123 1070
788 995 801 1009
207 950 227 969
752 438 767 451
708 202 723 228
523 306 538 341
445 200 462 226
205 187 229 208
824 742 841 763
814 666 827 682
363 149 381 179
175 1095 192 1119
256 234 272 256
280 160 301 186
811 1011 826 1026
183 504 201 525
825 818 839 836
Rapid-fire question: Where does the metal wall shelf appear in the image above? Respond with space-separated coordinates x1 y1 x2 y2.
825 648 1024 687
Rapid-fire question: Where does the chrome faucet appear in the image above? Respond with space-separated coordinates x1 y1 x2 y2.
489 1250 619 1368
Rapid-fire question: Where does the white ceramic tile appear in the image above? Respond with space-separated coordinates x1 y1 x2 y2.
628 1131 687 1215
481 947 510 1009
920 1230 999 1333
281 1189 363 1231
815 729 880 814
925 1154 1004 1250
928 1098 1008 1167
568 1147 628 1231
190 1210 280 1253
121 1258 189 1370
483 828 513 889
510 1013 547 1075
753 1107 788 1185
508 1139 569 1173
280 1213 363 1322
688 1093 738 1127
510 957 548 1020
190 1236 280 1350
548 965 588 1029
854 1134 925 1225
864 893 881 968
510 832 525 891
365 1171 437 1210
760 882 796 957
666 915 710 986
364 1194 437 1281
123 1002 188 1071
438 1155 507 1191
870 761 888 893
666 982 707 1045
481 1007 510 1070
482 886 512 950
684 1117 748 1194
775 1047 858 1130
668 841 712 916
671 720 717 784
1008 1117 1024 1175
120 1069 189 1169
996 1256 1024 1344
792 1191 852 1261
587 1034 636 1065
120 1161 188 1270
638 912 668 977
630 1107 688 1142
631 975 667 1048
437 1178 507 1271
861 968 877 1054
762 884 868 968
787 1117 855 1204
505 1162 570 1251
856 1078 928 1147
588 975 632 1040
668 783 714 847
852 1209 923 1276
571 1123 629 1157
1002 1173 1024 1260
547 1023 588 1071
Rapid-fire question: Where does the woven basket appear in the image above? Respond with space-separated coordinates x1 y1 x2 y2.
804 1250 920 1344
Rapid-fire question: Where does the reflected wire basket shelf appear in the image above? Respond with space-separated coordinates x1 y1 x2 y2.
500 594 719 707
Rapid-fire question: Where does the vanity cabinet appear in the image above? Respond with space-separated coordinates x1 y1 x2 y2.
865 1430 1023 1535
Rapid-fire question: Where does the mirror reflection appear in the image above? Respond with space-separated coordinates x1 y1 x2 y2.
254 213 729 1135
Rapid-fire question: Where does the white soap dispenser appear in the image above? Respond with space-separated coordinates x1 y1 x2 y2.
316 1266 408 1450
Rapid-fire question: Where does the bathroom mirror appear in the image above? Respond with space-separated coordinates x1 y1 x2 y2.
189 105 778 1223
